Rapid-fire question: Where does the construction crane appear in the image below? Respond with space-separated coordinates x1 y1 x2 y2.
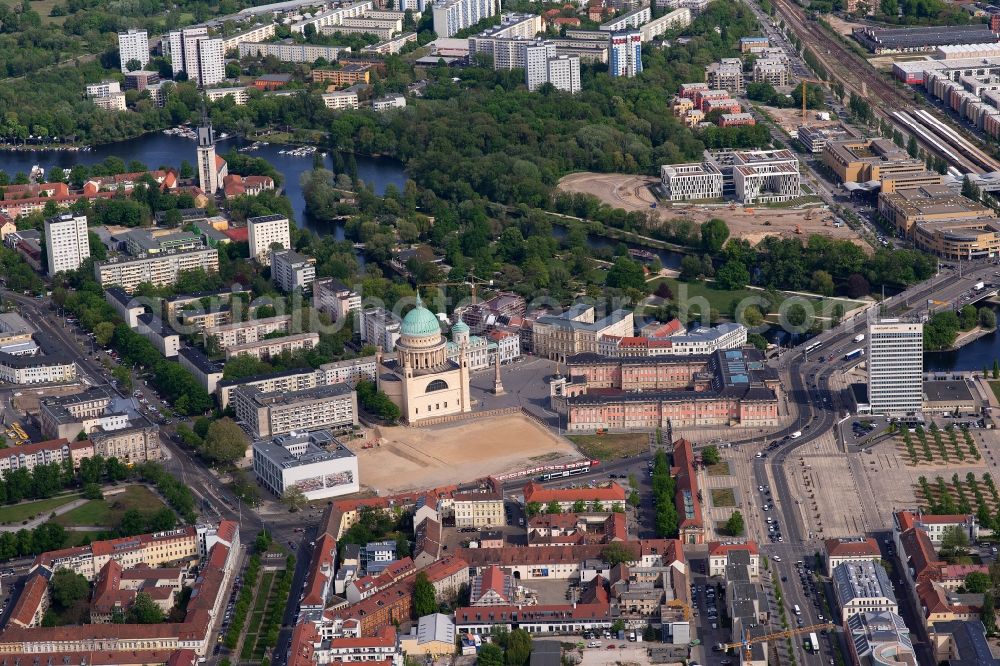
723 622 835 662
419 274 494 305
799 77 826 126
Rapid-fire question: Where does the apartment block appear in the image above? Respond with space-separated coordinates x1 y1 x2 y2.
752 58 788 86
87 80 121 98
203 315 291 350
220 23 277 52
360 307 401 351
177 346 224 395
639 8 690 41
247 214 290 265
224 332 320 361
217 367 320 411
320 23 396 40
706 59 744 93
867 317 923 415
433 0 499 38
44 213 90 277
118 29 149 72
0 438 93 480
95 247 219 293
232 383 359 439
314 278 361 322
362 32 418 55
197 38 225 87
660 163 723 201
136 313 181 358
271 248 317 293
600 6 651 31
322 91 361 110
238 40 346 63
204 86 251 106
312 63 371 87
290 1 375 35
608 30 642 77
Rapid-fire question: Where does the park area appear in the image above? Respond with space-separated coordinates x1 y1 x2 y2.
557 172 863 246
0 493 81 527
566 433 649 461
49 485 171 544
359 414 583 493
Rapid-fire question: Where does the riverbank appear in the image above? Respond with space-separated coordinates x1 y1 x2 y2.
946 326 994 352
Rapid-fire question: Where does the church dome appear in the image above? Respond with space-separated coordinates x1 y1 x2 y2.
452 321 470 334
401 296 441 337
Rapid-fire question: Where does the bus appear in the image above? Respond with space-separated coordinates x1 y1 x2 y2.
804 341 823 355
844 348 864 361
807 632 819 654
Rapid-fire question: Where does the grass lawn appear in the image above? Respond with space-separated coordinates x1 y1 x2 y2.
707 462 731 476
710 488 737 508
54 485 167 529
0 493 81 525
650 277 863 321
990 382 1000 404
568 433 648 461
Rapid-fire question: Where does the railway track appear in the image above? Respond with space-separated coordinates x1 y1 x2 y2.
769 0 1000 174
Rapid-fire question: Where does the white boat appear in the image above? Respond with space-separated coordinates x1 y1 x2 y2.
29 165 44 182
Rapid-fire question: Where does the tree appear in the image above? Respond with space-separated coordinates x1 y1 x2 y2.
702 445 721 466
179 160 194 180
545 500 561 514
254 531 272 553
810 270 835 296
94 321 115 347
981 307 997 330
605 256 646 291
127 592 165 624
413 572 437 617
628 490 641 507
282 485 308 512
724 510 745 536
526 502 542 517
602 542 638 567
984 591 997 635
505 629 532 666
50 569 88 609
572 499 586 513
964 571 992 593
125 58 142 72
119 508 145 536
907 135 919 159
701 218 730 252
846 273 870 298
478 642 504 666
881 0 898 14
716 260 749 290
962 174 981 202
202 418 248 464
680 255 705 281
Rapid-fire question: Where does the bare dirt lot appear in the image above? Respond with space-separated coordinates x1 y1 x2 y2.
761 106 845 135
357 413 583 493
12 384 88 413
558 172 864 246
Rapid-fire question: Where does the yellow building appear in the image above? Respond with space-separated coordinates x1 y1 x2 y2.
376 296 472 423
878 184 1000 259
822 138 926 183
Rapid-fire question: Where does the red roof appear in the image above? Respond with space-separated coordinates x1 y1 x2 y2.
673 439 702 530
824 537 880 558
2 437 71 457
480 565 509 601
455 602 612 624
302 533 336 607
216 520 238 545
329 626 396 649
9 573 47 627
223 226 249 242
422 555 468 583
288 622 319 666
708 541 759 556
523 482 626 504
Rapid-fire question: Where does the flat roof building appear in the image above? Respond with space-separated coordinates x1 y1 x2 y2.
252 429 359 500
832 560 898 623
868 317 923 416
233 383 359 439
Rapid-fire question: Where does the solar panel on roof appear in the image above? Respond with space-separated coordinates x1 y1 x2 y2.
730 374 749 383
725 350 742 358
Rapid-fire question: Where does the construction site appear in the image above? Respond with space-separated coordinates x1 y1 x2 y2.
557 171 862 246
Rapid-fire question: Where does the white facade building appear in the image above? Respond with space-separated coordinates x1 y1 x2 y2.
832 561 898 623
660 163 723 201
524 41 555 91
322 91 360 110
248 214 291 265
373 94 407 111
118 30 149 72
221 23 277 52
600 6 651 31
433 0 499 38
95 247 219 293
731 149 800 204
867 317 923 415
290 1 375 34
44 213 90 277
86 81 121 98
238 41 347 64
609 31 642 77
271 248 317 293
197 38 226 87
360 307 401 352
252 430 360 500
314 278 361 322
639 8 690 41
546 55 581 93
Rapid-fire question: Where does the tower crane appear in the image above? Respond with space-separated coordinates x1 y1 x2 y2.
798 78 826 125
723 622 835 662
419 274 494 305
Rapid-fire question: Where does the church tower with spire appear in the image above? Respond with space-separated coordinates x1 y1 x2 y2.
196 107 219 194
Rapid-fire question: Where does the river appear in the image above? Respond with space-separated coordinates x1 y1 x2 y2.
925 315 1000 372
0 133 408 235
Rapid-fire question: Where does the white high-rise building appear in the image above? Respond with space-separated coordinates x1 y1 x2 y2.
609 30 642 77
547 55 581 93
524 42 555 91
197 118 218 195
118 29 149 72
44 213 90 277
867 317 923 415
197 38 226 87
432 0 498 38
248 215 291 265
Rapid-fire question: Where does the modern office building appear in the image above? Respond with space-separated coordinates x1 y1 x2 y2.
271 248 317 293
433 0 499 38
609 31 642 77
95 247 219 293
822 138 926 184
252 430 360 500
44 213 90 277
731 149 800 204
118 29 149 72
660 163 723 201
233 383 359 438
867 317 923 415
248 214 290 265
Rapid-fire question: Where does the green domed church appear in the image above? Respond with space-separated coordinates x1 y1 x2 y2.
376 295 472 423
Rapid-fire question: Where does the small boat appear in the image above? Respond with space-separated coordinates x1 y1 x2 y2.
29 165 44 182
628 248 657 261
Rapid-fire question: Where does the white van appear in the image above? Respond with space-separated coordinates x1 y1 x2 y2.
793 605 801 616
790 431 802 439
